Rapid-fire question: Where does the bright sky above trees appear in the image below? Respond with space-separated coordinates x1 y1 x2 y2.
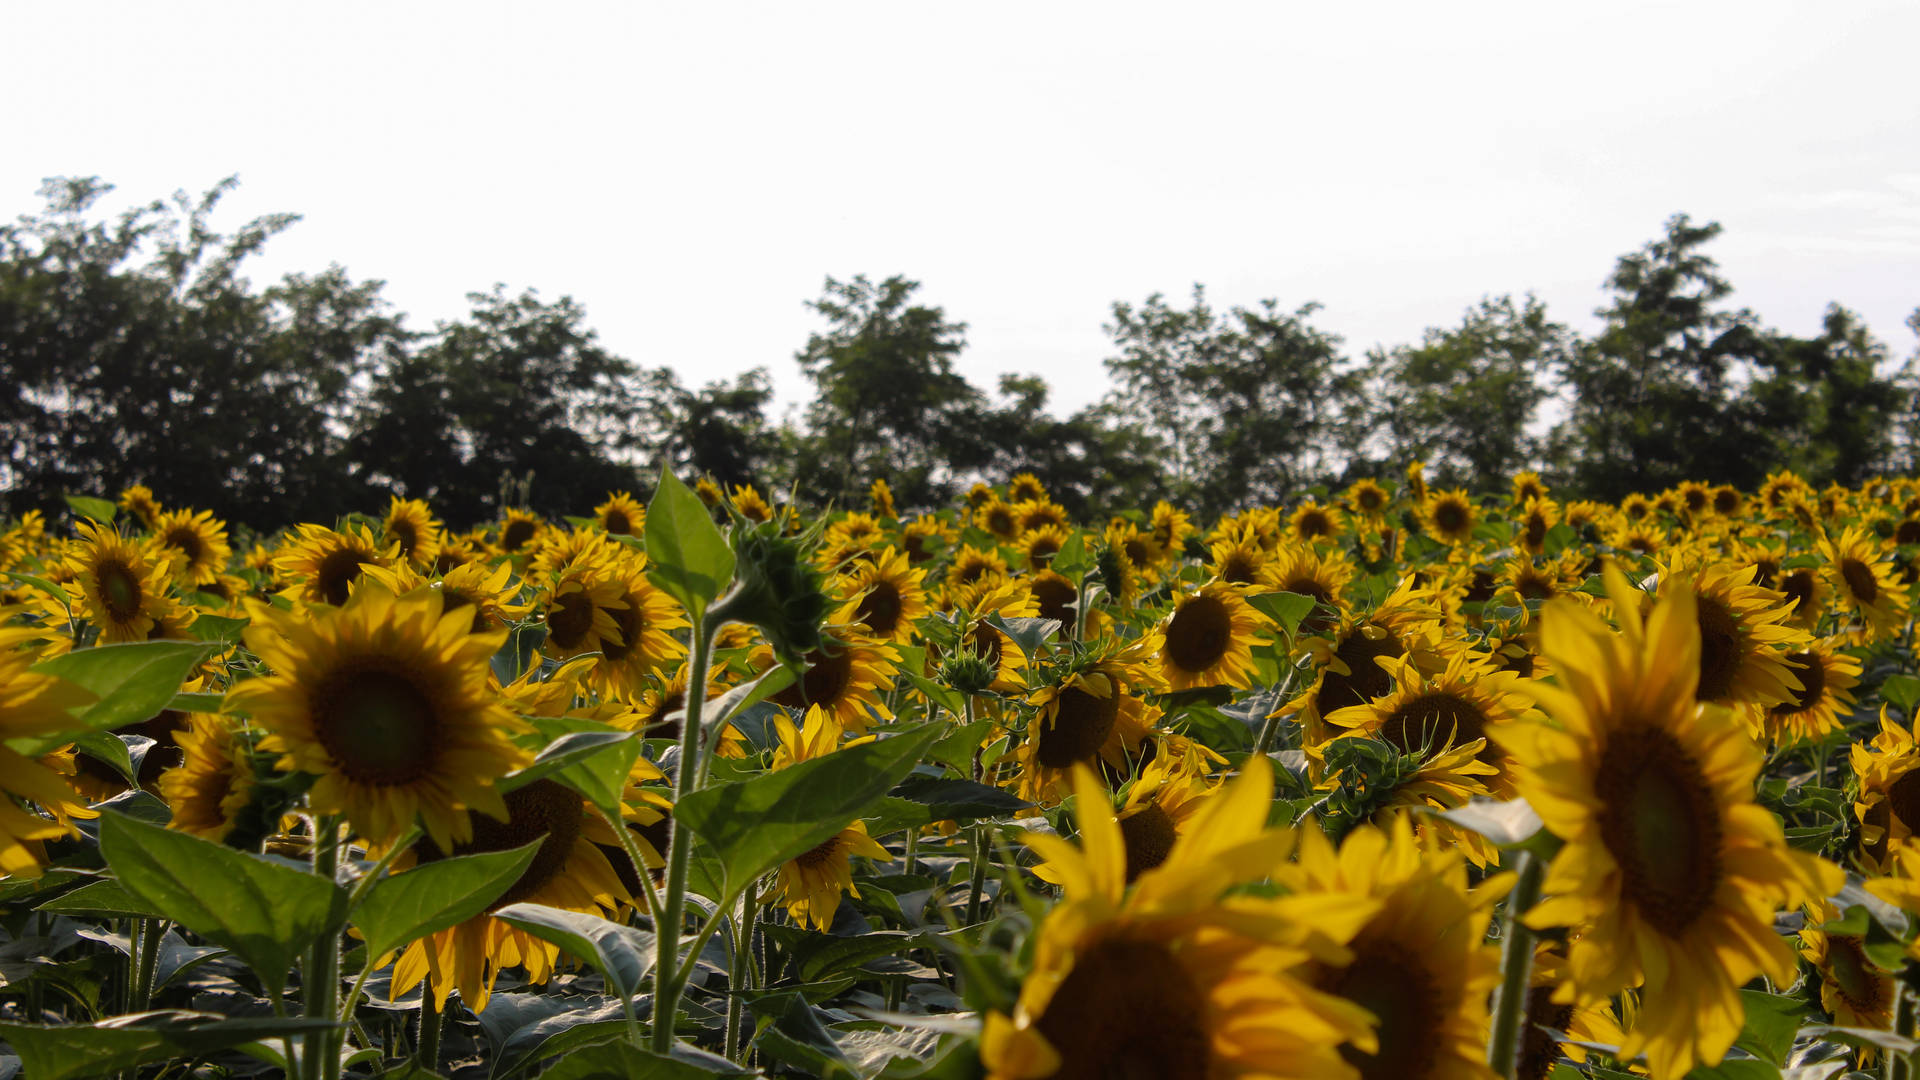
10 0 1917 415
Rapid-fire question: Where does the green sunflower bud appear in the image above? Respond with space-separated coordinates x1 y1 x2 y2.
710 516 830 668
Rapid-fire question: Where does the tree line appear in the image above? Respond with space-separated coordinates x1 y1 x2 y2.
3 176 1916 529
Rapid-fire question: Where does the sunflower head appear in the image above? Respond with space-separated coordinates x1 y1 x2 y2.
592 491 645 536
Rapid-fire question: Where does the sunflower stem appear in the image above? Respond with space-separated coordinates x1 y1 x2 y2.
1891 989 1914 1080
653 609 719 1052
723 887 760 1063
1252 667 1299 756
415 988 442 1070
131 917 163 1012
1486 849 1545 1080
304 816 343 1080
595 803 666 930
965 823 990 925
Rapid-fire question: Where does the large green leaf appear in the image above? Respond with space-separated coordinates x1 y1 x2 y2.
15 640 215 754
645 468 735 620
62 493 117 524
500 722 639 812
491 903 656 999
0 1013 336 1080
676 724 943 900
98 812 346 996
538 1037 747 1079
352 839 542 961
1732 989 1803 1066
1246 591 1318 639
36 878 164 919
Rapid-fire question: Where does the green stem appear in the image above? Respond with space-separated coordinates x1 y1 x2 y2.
1890 989 1914 1080
652 610 719 1052
1253 669 1299 756
415 989 442 1070
723 888 760 1062
131 917 163 1012
596 803 666 931
965 825 989 925
345 826 421 911
304 817 343 1080
1486 850 1545 1080
902 830 918 879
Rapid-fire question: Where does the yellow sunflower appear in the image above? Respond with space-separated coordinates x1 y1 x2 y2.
900 514 953 565
1511 470 1549 506
1656 558 1808 714
626 663 745 758
952 579 1042 695
1345 478 1391 520
586 552 689 700
593 491 645 536
975 499 1020 543
832 546 929 644
1516 497 1559 556
1405 460 1428 503
229 583 529 851
1758 637 1859 745
1426 490 1478 545
495 508 546 558
388 778 630 1012
761 632 900 734
1493 566 1842 1080
1278 816 1502 1080
986 760 1379 1080
1027 570 1079 630
1148 500 1191 554
1016 525 1070 572
118 484 162 530
1798 926 1896 1045
869 477 897 519
1032 755 1215 886
1206 532 1276 589
1014 641 1160 805
274 523 395 608
1516 947 1631 1080
381 497 442 568
1148 581 1264 692
1283 577 1444 749
1851 707 1920 872
769 705 891 930
1269 542 1354 637
536 553 627 662
1818 526 1909 644
946 544 1011 597
1288 502 1345 545
150 507 232 586
0 627 95 877
67 521 175 643
729 484 774 524
1007 472 1048 504
159 712 256 842
1324 650 1536 799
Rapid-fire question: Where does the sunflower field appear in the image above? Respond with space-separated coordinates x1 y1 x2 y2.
8 466 1920 1080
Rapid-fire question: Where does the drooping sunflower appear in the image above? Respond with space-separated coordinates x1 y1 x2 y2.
67 522 175 643
593 491 645 536
1798 925 1896 1045
1147 500 1191 554
587 552 690 700
762 632 901 734
986 760 1380 1080
1758 637 1859 745
0 627 95 877
1818 526 1909 644
229 583 529 851
1277 817 1502 1080
869 477 897 519
768 705 890 930
1493 567 1842 1080
381 497 442 568
275 523 395 608
1149 581 1264 692
1014 641 1161 805
1426 490 1478 545
158 712 257 842
150 508 232 586
388 778 631 1012
832 546 929 644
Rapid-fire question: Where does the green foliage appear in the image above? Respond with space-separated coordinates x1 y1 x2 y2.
17 640 216 754
351 840 542 961
491 904 657 1000
645 466 736 621
0 1013 339 1080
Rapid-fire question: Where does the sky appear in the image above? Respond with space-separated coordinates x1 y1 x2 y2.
8 1 1919 421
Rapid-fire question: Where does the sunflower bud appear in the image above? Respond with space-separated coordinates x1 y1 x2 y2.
938 639 998 697
710 518 830 667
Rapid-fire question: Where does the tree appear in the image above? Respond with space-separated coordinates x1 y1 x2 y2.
1744 304 1905 486
793 275 980 510
968 374 1165 520
1364 295 1567 490
1104 286 1357 517
641 367 778 492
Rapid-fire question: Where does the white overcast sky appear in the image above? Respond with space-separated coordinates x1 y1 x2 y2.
8 1 1918 419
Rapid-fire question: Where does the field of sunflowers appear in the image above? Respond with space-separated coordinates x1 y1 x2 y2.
6 466 1920 1080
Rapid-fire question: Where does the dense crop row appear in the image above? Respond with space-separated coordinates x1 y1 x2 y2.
2 467 1919 1080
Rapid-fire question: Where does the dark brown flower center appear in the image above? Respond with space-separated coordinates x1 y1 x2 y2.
1773 651 1826 715
1379 691 1492 764
98 559 143 621
1780 568 1816 616
602 509 632 535
1164 595 1232 676
1032 938 1210 1080
1031 574 1077 625
546 591 597 650
1826 934 1890 1017
1841 558 1879 603
1217 549 1262 586
1868 771 1920 863
1321 938 1445 1080
1316 627 1403 716
1694 594 1742 702
316 547 372 606
857 581 904 638
389 519 419 556
310 666 440 786
1432 501 1469 535
1118 801 1177 883
1296 511 1333 540
1593 726 1723 932
773 647 855 712
795 834 843 870
501 518 537 552
165 526 205 563
1518 986 1577 1080
1037 684 1121 769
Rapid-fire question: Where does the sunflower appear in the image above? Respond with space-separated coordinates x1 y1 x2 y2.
900 515 953 565
947 544 1011 597
1149 581 1264 692
587 553 690 700
986 760 1379 1080
67 521 175 642
1760 470 1809 515
1146 500 1191 553
593 491 645 536
762 632 901 734
1798 926 1896 1045
118 484 162 530
768 705 891 930
1269 543 1354 636
1711 485 1744 518
1405 460 1428 503
1017 525 1070 572
1774 562 1829 628
730 484 774 524
150 508 232 586
1027 569 1079 629
1277 817 1501 1080
1758 637 1859 745
275 523 395 608
1493 566 1842 1080
1344 478 1391 520
1850 707 1920 872
1511 470 1549 506
1612 521 1664 557
1620 493 1654 523
1206 532 1276 589
1563 500 1607 533
495 508 546 558
1105 519 1166 574
229 582 529 851
627 664 745 757
1008 473 1048 504
966 482 996 509
536 553 628 662
1323 650 1536 799
0 627 95 877
1656 558 1808 714
869 477 897 519
381 498 442 568
529 526 617 579
1818 526 1909 644
1426 490 1478 545
1284 578 1444 749
1288 502 1344 545
1492 551 1587 614
1676 480 1712 519
1516 497 1559 555
1516 947 1631 1080
159 712 257 842
1014 641 1160 805
1033 755 1215 887
388 778 631 1012
824 512 886 561
832 546 929 644
951 580 1042 695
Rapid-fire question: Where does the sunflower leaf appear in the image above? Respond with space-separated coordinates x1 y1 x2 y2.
502 725 639 812
61 493 117 524
15 640 216 754
1881 675 1920 714
351 838 543 961
709 663 796 730
1734 989 1805 1066
491 903 656 1000
97 811 347 997
676 724 945 902
645 468 735 621
535 1037 748 1079
36 878 165 920
1245 591 1318 639
0 1013 339 1080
